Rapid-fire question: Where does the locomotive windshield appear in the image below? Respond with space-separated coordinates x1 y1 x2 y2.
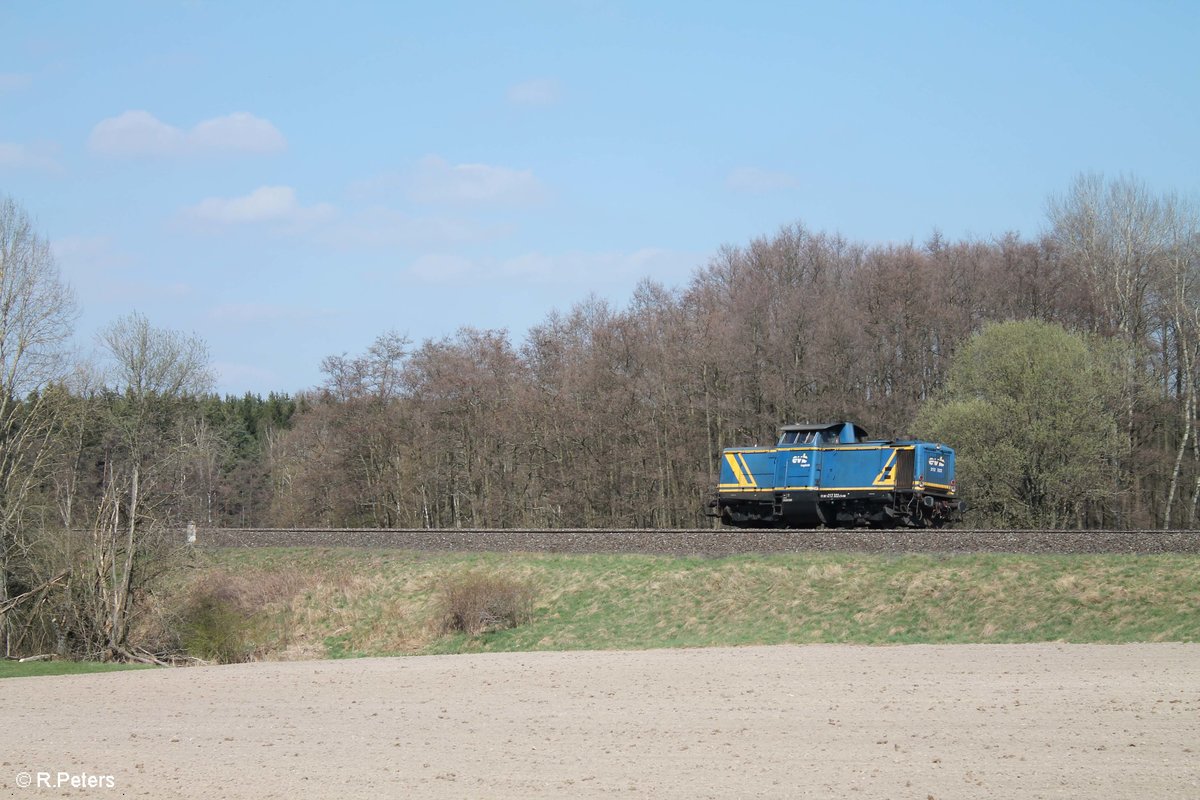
778 422 870 446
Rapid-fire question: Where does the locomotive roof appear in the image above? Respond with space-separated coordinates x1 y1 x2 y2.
779 422 869 438
782 424 868 443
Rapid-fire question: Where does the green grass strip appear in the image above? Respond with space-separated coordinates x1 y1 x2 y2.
0 660 156 679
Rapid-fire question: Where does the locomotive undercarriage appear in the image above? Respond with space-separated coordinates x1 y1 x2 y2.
712 490 963 529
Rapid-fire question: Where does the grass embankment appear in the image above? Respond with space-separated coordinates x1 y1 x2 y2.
190 548 1200 660
0 661 154 679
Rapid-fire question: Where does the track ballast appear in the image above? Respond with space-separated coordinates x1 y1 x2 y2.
193 527 1200 555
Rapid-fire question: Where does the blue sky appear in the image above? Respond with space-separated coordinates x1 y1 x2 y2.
2 1 1197 394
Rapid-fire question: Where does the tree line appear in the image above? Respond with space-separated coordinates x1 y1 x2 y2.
0 174 1197 658
274 174 1200 531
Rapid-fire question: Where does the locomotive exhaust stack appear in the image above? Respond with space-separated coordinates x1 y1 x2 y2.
711 422 963 529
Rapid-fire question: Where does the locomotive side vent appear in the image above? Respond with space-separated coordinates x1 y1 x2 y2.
895 449 914 490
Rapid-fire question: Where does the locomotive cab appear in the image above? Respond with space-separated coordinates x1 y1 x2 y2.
778 422 867 446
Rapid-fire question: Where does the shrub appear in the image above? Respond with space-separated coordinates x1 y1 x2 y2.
174 568 309 663
179 593 248 664
436 572 535 636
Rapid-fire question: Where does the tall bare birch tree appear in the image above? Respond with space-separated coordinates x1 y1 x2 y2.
0 197 76 657
93 311 212 659
1159 197 1200 527
1048 174 1177 525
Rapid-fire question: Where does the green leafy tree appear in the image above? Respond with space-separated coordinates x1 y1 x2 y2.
915 320 1122 528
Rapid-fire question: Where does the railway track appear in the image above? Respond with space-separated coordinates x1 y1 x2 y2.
193 527 1200 556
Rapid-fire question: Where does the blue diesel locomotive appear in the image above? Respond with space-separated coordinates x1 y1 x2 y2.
709 421 964 528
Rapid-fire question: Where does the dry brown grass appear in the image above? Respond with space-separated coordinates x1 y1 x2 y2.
435 572 536 636
282 565 431 656
173 567 317 663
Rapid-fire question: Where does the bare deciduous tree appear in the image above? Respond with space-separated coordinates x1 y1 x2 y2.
0 197 77 657
1050 174 1199 526
90 311 213 660
1158 197 1200 527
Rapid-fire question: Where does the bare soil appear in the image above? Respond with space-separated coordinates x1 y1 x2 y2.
2 644 1198 798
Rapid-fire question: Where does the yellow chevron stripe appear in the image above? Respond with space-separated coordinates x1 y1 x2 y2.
724 453 749 487
737 453 758 487
871 449 895 486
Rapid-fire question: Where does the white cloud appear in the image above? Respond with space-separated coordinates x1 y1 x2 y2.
182 185 502 249
350 156 549 208
88 111 286 157
189 186 297 224
189 112 287 153
506 78 562 106
185 186 335 226
0 141 61 172
88 111 182 156
409 155 547 206
726 167 800 193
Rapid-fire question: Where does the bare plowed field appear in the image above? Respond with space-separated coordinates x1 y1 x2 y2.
3 644 1198 798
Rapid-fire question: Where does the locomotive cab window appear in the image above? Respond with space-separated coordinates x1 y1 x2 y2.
779 430 816 445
